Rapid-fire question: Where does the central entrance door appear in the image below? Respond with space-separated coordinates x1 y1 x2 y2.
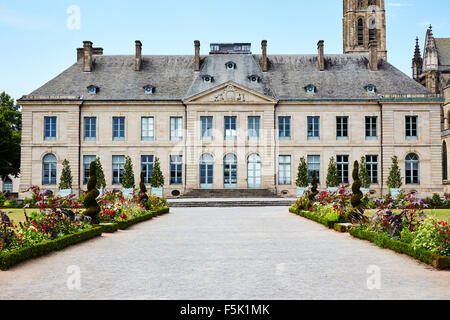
247 154 261 188
200 154 214 188
224 154 238 188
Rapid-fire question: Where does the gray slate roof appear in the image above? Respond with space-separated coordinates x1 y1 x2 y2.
25 53 432 101
436 38 450 69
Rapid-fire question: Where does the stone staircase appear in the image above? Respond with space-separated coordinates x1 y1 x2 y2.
180 189 280 199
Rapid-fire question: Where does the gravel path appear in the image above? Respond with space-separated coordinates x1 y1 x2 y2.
0 207 449 300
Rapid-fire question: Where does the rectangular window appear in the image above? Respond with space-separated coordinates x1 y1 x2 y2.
225 116 237 140
336 116 349 140
307 155 320 183
170 155 183 185
112 155 125 184
279 116 291 140
365 116 378 140
141 117 154 141
406 116 418 140
84 117 96 141
170 117 183 141
278 156 292 185
112 117 125 141
337 155 349 184
366 155 379 184
307 116 320 140
248 116 261 140
44 117 57 140
200 116 213 140
141 155 154 184
83 155 97 184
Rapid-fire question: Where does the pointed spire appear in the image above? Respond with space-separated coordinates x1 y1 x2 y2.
414 37 422 61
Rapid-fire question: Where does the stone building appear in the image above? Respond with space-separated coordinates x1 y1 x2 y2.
18 0 443 198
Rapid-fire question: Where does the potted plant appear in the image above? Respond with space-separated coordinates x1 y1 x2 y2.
359 156 371 194
59 159 73 197
296 157 309 198
326 157 340 193
150 157 165 197
95 157 106 197
387 156 403 198
121 156 135 199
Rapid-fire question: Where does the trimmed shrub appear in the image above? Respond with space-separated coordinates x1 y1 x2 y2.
122 156 135 189
59 159 73 190
139 172 149 207
150 157 164 188
387 156 402 189
308 170 319 202
296 157 309 188
95 157 106 189
83 162 100 224
326 157 340 188
359 156 371 189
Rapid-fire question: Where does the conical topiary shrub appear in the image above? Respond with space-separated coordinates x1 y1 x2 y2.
95 157 106 189
387 156 402 189
59 159 73 190
150 157 164 188
296 157 309 188
83 162 100 224
308 170 319 202
348 160 366 223
139 171 149 207
359 156 371 189
326 157 340 188
122 156 135 189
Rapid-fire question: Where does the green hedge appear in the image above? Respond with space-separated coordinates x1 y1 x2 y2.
0 227 102 271
349 227 450 270
94 223 119 233
290 206 338 229
118 207 169 230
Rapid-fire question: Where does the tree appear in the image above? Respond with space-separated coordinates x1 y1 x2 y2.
348 160 366 224
121 156 135 189
326 157 340 188
139 171 149 207
150 157 164 188
59 159 73 189
296 157 309 188
0 92 21 180
83 162 100 224
94 157 106 189
308 170 319 202
387 156 403 189
359 156 371 189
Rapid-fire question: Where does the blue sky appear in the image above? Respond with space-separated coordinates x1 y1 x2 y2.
0 0 448 100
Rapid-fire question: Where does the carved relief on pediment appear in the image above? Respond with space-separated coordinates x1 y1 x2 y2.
213 85 247 102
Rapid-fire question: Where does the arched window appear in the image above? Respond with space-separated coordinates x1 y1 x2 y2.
3 178 12 195
369 25 376 42
357 19 364 46
42 154 57 185
443 142 448 181
247 154 262 188
224 154 238 188
358 0 364 8
200 154 214 188
405 153 420 185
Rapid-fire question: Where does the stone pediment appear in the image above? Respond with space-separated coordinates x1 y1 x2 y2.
183 81 277 105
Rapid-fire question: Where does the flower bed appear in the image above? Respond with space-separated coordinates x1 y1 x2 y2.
289 206 339 229
0 226 102 271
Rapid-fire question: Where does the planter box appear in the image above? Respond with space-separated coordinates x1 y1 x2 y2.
360 188 370 194
297 187 308 198
327 187 339 193
96 189 104 200
59 189 73 198
0 227 102 271
349 228 450 270
151 187 164 198
334 223 354 233
122 188 134 199
390 188 401 199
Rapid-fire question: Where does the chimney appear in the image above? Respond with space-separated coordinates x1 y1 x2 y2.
261 40 268 72
369 40 378 71
135 40 142 71
194 40 201 71
78 47 102 61
83 41 93 72
317 40 325 71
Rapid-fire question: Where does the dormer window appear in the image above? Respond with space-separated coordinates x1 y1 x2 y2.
143 85 154 95
202 75 214 83
225 61 236 70
305 84 316 94
87 85 99 95
248 75 261 83
365 84 377 94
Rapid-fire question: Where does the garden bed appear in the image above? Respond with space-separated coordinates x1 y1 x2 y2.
0 227 102 271
289 207 339 229
349 227 450 270
117 207 169 230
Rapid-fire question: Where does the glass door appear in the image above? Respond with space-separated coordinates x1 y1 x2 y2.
247 154 261 188
200 154 214 188
224 154 238 188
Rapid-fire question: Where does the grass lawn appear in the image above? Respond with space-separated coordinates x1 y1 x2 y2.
0 208 38 224
365 209 450 222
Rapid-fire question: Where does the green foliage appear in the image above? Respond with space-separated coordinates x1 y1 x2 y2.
431 194 443 207
348 161 366 224
0 92 21 180
387 156 403 189
400 227 414 244
412 220 440 252
121 156 135 189
150 157 165 188
59 159 73 190
359 156 371 189
296 157 309 187
83 162 100 224
308 170 319 202
94 157 106 189
0 193 6 207
139 172 149 207
326 157 340 188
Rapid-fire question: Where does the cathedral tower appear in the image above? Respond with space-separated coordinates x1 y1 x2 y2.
343 0 387 61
